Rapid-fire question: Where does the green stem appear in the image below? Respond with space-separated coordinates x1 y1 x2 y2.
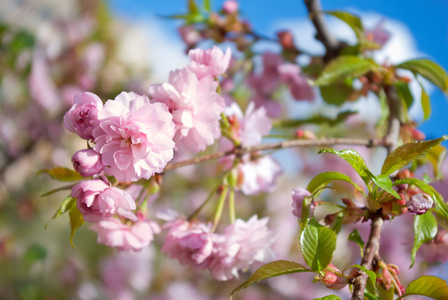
229 188 236 223
212 185 228 232
188 181 221 222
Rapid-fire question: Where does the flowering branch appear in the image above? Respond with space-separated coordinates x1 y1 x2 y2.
164 137 388 172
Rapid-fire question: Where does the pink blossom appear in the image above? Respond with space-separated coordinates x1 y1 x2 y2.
148 68 225 153
72 149 104 177
188 46 231 79
178 25 201 48
419 231 448 263
91 218 160 252
71 179 137 223
93 92 175 182
219 102 282 195
291 188 312 217
161 219 221 269
365 19 391 46
277 64 314 101
64 92 103 140
209 215 277 281
222 0 239 14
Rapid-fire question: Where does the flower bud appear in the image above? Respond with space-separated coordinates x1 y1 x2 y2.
72 149 104 177
291 188 312 218
407 193 434 215
222 0 238 14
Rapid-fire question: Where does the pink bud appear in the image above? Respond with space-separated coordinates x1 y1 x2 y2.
291 188 312 217
222 0 238 14
72 149 104 177
407 193 434 215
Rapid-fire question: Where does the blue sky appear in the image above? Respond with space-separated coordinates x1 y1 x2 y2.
109 0 448 140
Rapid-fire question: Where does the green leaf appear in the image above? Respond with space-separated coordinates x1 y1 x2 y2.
318 148 371 186
314 296 342 300
45 196 76 229
231 260 312 296
364 292 381 300
395 81 414 110
188 0 200 14
25 244 47 264
377 284 395 300
418 80 431 121
368 172 401 199
410 212 438 268
393 178 448 219
300 197 315 234
425 145 447 180
398 276 448 299
314 55 376 86
307 171 365 196
203 0 211 12
376 88 389 137
37 167 84 182
348 229 365 256
300 224 337 271
320 82 354 106
381 136 448 176
274 110 357 128
69 207 84 248
325 11 363 39
396 59 448 92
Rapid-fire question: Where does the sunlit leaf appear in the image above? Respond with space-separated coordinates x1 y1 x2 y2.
410 213 437 268
318 148 371 186
424 145 447 180
396 59 448 92
368 172 400 199
398 276 448 299
203 0 211 12
300 224 337 271
418 80 431 121
377 284 395 300
381 136 448 176
395 81 414 110
231 260 312 296
45 196 76 229
307 171 365 196
37 167 84 182
69 207 84 248
325 11 363 39
314 56 376 86
348 229 364 256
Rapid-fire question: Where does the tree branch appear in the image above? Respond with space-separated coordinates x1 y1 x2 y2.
164 137 387 172
303 0 344 60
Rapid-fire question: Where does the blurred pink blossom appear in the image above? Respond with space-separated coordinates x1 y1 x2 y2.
64 92 103 140
178 25 201 48
71 179 137 223
91 218 160 252
93 92 175 182
365 19 391 46
148 68 225 153
209 215 277 280
277 64 314 101
161 219 220 269
72 149 104 177
188 46 231 79
222 0 239 14
419 231 448 263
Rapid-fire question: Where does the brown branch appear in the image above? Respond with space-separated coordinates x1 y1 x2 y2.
351 214 384 300
303 0 344 61
164 137 387 172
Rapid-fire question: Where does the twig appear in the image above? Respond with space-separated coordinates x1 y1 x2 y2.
351 214 384 299
303 0 344 61
164 137 387 172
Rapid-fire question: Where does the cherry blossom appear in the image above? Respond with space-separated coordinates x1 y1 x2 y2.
291 187 312 218
209 215 277 281
91 218 160 252
64 92 103 140
188 46 231 79
71 179 137 223
148 68 225 153
72 149 104 177
93 92 175 182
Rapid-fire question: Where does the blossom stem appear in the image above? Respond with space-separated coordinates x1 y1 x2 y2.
229 188 236 224
212 185 228 232
188 179 222 222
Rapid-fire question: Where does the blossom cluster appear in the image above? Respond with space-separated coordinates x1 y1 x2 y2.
61 45 279 279
162 215 276 281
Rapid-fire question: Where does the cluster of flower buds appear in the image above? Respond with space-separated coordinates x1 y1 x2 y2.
316 263 348 290
377 262 405 296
